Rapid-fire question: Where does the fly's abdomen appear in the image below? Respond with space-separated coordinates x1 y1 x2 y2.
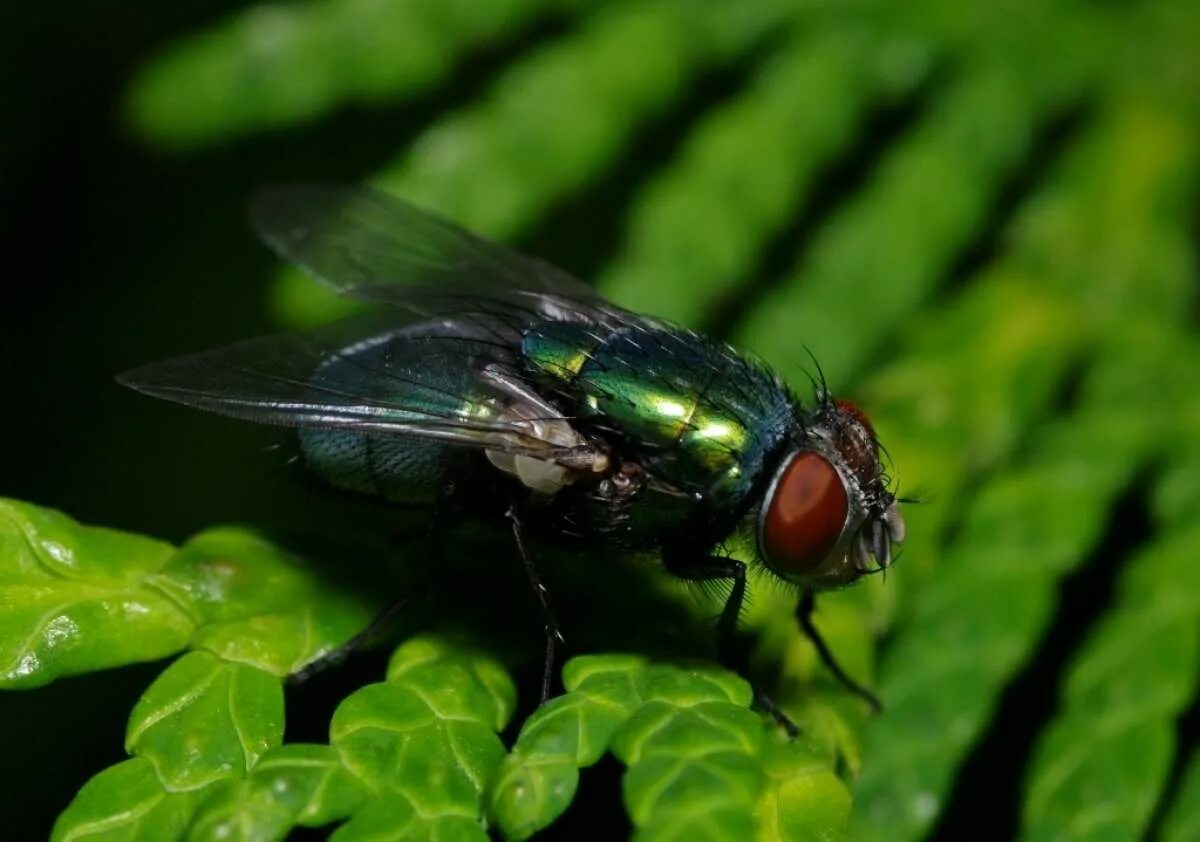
300 429 454 503
295 317 598 504
295 323 493 503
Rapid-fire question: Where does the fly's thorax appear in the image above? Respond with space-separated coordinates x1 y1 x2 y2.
756 398 904 590
581 462 698 549
521 318 795 513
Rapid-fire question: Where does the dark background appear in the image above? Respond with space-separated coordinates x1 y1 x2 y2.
6 0 301 538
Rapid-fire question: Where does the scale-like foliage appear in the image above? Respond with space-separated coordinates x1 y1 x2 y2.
5 0 1199 838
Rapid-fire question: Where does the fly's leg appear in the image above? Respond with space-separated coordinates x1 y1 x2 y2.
796 589 882 714
288 592 417 685
289 495 449 686
664 552 798 737
507 505 565 704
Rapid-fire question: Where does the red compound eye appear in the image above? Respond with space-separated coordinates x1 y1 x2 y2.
762 452 848 575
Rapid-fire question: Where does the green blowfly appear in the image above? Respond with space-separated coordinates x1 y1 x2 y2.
120 185 905 732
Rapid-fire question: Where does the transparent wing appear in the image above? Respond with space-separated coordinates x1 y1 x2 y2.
119 311 600 463
250 184 601 310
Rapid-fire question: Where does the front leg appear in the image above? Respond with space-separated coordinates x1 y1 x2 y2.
663 550 798 737
796 589 882 713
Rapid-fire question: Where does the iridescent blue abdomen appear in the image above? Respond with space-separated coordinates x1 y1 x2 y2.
300 428 455 504
297 323 488 504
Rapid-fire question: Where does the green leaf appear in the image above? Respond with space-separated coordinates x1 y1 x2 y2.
613 664 841 841
1161 747 1200 842
602 24 930 324
329 636 515 837
756 739 851 842
153 527 371 675
384 635 518 732
489 657 855 840
330 797 488 842
615 700 763 833
736 54 1090 389
126 651 284 790
126 0 594 147
489 655 647 838
50 759 208 842
187 744 369 839
852 99 1198 841
1018 525 1200 840
0 499 191 689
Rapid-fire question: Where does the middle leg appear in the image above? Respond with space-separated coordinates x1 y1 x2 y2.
507 505 566 704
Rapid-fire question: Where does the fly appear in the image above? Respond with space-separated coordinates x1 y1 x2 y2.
119 185 906 733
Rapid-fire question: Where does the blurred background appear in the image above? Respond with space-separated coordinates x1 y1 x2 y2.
2 0 1198 839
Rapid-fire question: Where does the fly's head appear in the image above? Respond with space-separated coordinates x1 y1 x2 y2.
757 395 904 590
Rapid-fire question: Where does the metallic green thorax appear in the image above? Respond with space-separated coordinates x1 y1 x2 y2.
522 320 795 515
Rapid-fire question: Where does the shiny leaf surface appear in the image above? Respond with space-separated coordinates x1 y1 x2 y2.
126 651 284 790
0 499 190 688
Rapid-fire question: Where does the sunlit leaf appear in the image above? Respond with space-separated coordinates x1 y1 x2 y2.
126 651 284 790
329 636 515 837
155 527 371 676
187 744 369 839
0 499 191 689
489 655 646 838
50 759 207 842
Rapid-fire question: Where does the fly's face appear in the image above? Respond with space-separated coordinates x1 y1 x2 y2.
758 398 905 590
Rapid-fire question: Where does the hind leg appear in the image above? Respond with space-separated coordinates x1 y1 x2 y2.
288 494 451 685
